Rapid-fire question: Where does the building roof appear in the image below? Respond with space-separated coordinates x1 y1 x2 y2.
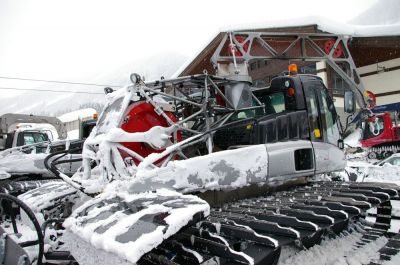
174 16 400 77
222 16 400 37
58 108 97 123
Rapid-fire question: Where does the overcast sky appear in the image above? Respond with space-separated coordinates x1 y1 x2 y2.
0 0 378 98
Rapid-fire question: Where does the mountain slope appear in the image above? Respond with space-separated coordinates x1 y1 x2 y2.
350 0 400 25
0 52 187 116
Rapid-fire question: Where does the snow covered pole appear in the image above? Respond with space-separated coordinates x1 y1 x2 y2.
229 32 239 74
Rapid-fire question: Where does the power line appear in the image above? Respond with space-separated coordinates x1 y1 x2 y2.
0 86 105 95
0 76 122 88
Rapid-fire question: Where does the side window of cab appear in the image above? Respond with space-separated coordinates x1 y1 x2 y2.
304 84 323 141
318 88 340 145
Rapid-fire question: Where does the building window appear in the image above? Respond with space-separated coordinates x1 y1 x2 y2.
299 64 316 74
250 60 264 71
331 70 350 96
253 79 268 88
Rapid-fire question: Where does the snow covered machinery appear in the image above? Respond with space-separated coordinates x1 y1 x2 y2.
1 32 400 265
360 112 400 159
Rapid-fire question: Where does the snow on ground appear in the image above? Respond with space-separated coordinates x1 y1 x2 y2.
344 128 361 148
278 230 388 265
358 164 400 185
344 128 400 185
345 153 400 186
58 108 96 123
343 141 400 236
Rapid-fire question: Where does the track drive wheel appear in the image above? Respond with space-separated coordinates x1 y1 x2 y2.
367 152 377 159
383 151 393 159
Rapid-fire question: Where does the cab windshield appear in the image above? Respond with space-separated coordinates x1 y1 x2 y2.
230 92 286 121
17 131 49 146
362 116 384 140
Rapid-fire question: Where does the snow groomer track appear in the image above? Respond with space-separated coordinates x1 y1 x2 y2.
2 181 400 265
136 181 400 265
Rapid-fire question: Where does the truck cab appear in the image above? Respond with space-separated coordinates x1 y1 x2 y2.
0 113 67 152
214 73 344 174
0 129 50 152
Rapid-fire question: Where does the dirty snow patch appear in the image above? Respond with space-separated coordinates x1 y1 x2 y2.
278 231 388 265
132 144 269 193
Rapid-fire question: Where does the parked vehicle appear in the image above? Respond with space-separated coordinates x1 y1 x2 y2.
361 112 400 159
1 31 399 265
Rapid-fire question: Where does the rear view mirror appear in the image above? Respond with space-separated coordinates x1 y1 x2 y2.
344 91 355 113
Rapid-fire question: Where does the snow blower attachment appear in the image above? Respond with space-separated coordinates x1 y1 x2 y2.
60 71 278 194
1 32 400 264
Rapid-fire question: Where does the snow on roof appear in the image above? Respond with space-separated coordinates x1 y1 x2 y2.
173 15 400 78
67 129 79 140
222 16 400 37
58 108 97 123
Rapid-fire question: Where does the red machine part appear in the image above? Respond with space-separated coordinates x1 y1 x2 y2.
119 101 181 165
230 35 250 57
215 86 225 106
366 90 377 109
324 39 343 58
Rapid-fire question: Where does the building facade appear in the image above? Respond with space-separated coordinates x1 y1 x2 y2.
176 23 400 116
